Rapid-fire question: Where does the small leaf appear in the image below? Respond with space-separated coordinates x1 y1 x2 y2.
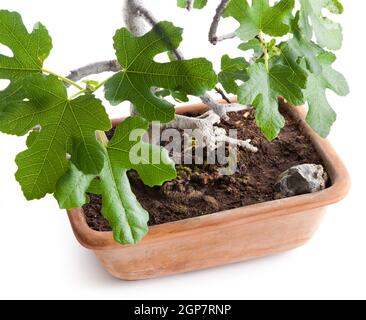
224 0 295 42
238 62 304 140
219 55 249 94
105 21 217 123
238 39 263 57
299 0 343 50
0 74 111 200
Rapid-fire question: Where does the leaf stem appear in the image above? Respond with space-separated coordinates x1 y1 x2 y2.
258 32 269 71
68 79 108 100
42 69 84 90
214 86 231 103
94 79 108 92
69 89 87 100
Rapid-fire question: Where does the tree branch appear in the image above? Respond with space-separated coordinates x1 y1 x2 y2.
186 0 193 11
215 86 231 103
214 32 236 43
200 93 250 121
66 60 121 84
165 111 257 153
123 0 147 36
124 0 186 62
209 0 231 45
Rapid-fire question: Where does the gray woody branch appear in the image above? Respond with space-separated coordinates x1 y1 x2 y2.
186 0 193 11
209 0 235 45
66 60 120 83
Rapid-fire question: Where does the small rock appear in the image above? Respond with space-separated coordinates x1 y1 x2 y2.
274 164 328 197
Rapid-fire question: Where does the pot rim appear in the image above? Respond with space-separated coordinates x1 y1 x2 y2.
67 98 351 250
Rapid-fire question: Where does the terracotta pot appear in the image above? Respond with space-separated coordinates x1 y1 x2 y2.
67 99 350 280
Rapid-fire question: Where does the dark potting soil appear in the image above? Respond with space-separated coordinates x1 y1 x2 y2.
83 108 326 231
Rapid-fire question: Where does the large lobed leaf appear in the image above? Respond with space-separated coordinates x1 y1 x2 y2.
238 63 304 141
219 52 306 141
223 0 295 42
304 52 349 138
104 21 217 123
55 116 177 244
0 75 111 200
280 14 349 137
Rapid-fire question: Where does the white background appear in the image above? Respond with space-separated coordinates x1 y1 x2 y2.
0 0 365 300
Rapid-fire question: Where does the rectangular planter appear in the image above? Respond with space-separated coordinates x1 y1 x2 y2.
67 99 350 280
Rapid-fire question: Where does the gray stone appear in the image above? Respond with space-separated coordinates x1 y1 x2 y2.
274 164 328 197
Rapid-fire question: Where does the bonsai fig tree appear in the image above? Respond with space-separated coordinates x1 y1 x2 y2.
0 0 349 244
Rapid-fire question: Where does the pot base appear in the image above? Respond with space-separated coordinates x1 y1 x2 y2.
92 208 325 280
